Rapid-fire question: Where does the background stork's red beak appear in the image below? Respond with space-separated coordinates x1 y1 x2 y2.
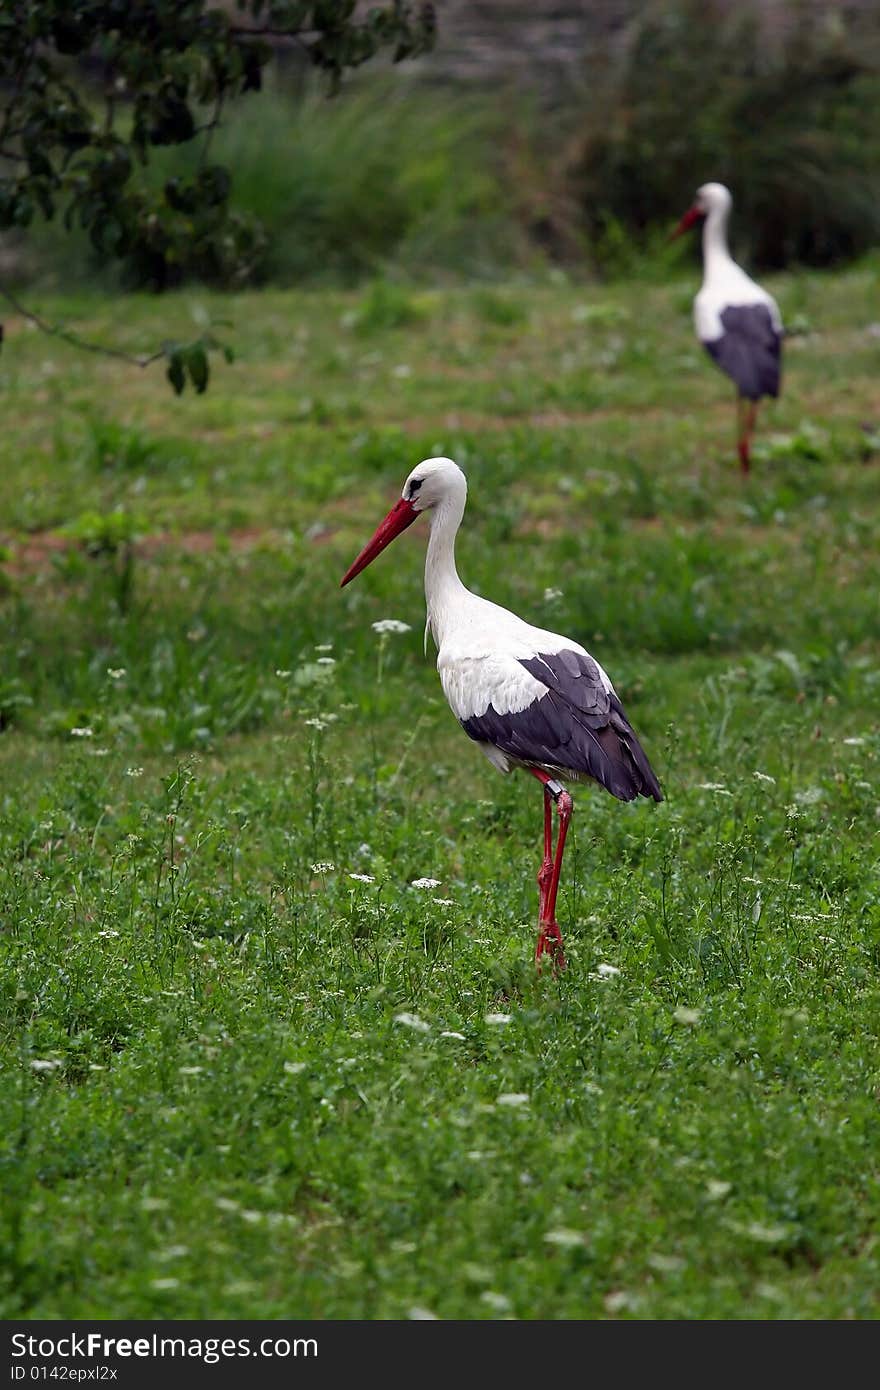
340 497 419 587
670 205 703 240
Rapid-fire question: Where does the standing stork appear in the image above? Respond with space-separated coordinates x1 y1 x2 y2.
340 457 663 970
673 182 783 473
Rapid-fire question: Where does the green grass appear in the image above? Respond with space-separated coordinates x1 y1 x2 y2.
1 267 880 1319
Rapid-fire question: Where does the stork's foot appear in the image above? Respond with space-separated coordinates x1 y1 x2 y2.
535 919 566 973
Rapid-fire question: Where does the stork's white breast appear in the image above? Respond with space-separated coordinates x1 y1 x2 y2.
435 600 613 722
695 265 783 342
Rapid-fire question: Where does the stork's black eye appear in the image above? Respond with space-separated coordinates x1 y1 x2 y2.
408 478 423 498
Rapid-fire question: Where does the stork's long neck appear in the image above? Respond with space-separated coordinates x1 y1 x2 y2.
424 491 468 647
701 203 734 282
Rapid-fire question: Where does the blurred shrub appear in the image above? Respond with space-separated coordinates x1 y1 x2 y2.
566 0 880 271
14 78 533 288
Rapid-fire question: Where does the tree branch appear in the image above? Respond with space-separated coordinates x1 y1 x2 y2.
0 283 165 368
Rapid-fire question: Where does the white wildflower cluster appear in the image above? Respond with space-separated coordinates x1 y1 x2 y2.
371 619 411 635
411 877 442 890
107 668 126 680
348 873 375 884
394 1012 430 1033
310 862 335 875
70 727 93 738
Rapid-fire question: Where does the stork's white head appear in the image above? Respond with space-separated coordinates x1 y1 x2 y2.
671 182 733 238
694 182 732 216
340 457 467 588
400 456 467 512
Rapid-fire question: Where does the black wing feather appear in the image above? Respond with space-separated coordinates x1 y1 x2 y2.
703 304 782 400
461 650 663 804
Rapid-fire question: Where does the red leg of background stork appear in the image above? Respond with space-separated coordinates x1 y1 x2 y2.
529 769 571 972
737 396 757 475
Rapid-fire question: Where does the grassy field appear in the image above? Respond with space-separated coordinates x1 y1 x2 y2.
1 265 879 1319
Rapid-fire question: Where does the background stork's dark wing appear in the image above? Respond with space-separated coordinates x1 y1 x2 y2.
703 304 782 400
461 649 663 803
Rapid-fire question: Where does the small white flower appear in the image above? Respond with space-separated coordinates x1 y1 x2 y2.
371 619 411 635
843 737 865 746
304 717 329 730
125 766 144 778
394 1012 430 1033
70 727 93 738
543 587 564 601
30 1059 61 1072
594 963 620 978
316 657 336 666
497 1093 529 1107
697 782 731 794
673 1007 701 1026
604 1290 633 1313
432 897 455 907
411 877 442 890
107 667 126 680
314 644 334 653
543 1229 583 1248
440 1031 466 1041
348 873 375 884
753 771 776 783
96 929 120 938
283 1061 307 1075
485 1013 512 1026
480 1291 512 1312
275 668 292 679
310 862 336 874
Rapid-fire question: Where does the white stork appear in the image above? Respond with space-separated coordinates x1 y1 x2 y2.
673 182 784 473
340 457 663 970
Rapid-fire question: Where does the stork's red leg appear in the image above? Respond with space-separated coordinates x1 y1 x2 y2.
537 784 553 921
743 401 758 474
529 769 570 972
736 396 750 474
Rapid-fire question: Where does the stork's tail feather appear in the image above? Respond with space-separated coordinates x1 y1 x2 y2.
607 701 664 802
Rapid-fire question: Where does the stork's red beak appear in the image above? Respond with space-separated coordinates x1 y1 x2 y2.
670 205 703 240
340 497 419 587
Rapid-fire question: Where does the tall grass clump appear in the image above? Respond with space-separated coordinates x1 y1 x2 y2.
219 80 524 284
566 0 880 272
